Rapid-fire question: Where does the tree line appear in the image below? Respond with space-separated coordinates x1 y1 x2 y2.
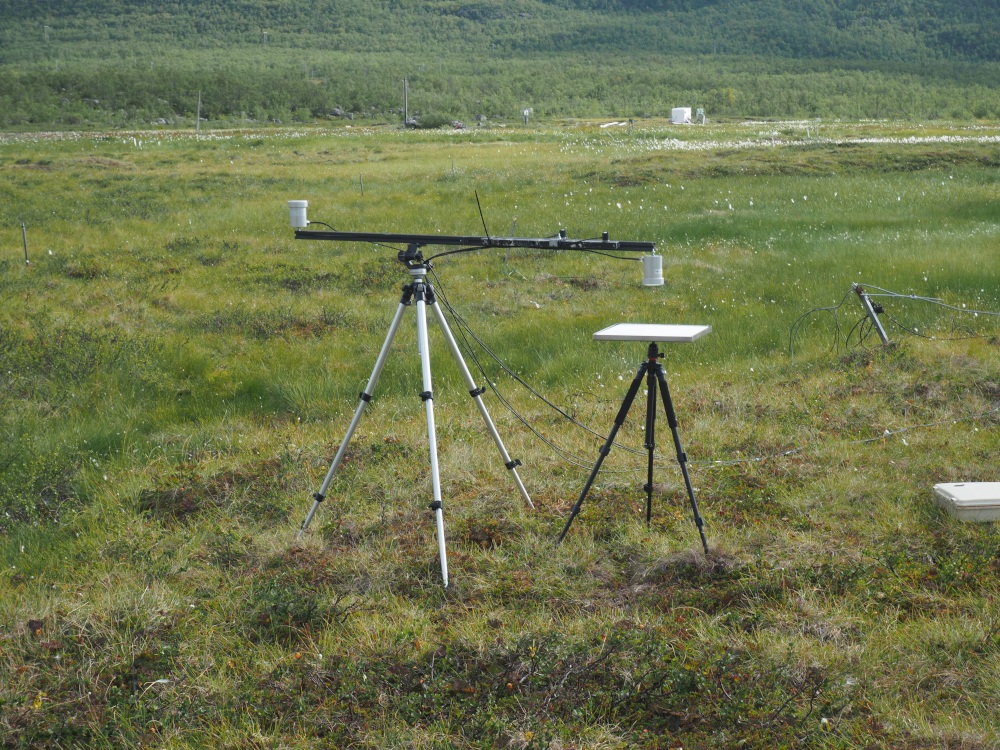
2 0 999 62
0 0 998 128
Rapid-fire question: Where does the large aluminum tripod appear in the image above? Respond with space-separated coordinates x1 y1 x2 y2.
297 247 532 587
558 324 710 553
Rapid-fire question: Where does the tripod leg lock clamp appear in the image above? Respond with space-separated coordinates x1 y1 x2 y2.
469 386 487 397
598 445 611 457
643 483 652 493
359 392 372 403
420 390 433 402
428 500 442 511
505 458 522 470
313 492 326 503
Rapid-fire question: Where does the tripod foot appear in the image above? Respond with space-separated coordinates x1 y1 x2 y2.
297 496 324 539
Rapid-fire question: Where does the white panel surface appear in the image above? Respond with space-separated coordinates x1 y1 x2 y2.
593 323 711 343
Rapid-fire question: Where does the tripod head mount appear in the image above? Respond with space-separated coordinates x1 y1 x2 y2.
398 243 427 271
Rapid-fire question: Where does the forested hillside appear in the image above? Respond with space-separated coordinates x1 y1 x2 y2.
4 0 1000 60
0 0 999 127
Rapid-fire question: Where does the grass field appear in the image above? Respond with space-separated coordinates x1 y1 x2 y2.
1 118 1000 748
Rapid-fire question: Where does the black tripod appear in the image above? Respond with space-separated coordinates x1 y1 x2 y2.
558 341 709 553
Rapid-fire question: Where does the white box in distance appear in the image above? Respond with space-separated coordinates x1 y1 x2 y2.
671 107 692 124
933 483 1000 522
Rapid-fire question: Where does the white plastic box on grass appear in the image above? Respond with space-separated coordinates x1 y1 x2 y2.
933 483 1000 522
671 107 692 124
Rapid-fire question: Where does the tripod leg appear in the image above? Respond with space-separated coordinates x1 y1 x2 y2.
298 294 410 538
653 365 709 554
644 366 657 527
428 296 534 508
415 285 449 587
558 362 649 544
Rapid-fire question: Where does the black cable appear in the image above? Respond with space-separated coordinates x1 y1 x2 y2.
424 245 489 262
571 248 643 262
881 311 987 341
858 316 873 346
430 273 1000 475
425 244 643 264
791 283 1000 358
844 314 869 349
430 268 601 468
882 312 935 339
788 287 854 358
427 272 1000 474
372 242 407 253
429 267 654 472
428 267 602 469
431 267 648 454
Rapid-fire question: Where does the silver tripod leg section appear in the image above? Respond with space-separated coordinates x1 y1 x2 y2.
298 300 409 538
415 292 449 587
429 300 534 509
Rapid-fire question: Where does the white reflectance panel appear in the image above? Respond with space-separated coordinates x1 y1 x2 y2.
593 323 711 343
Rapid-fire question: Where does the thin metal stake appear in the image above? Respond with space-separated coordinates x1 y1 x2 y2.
22 222 29 265
853 284 890 344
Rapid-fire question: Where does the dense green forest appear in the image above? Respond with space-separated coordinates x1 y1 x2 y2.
0 1 999 127
4 1 1000 60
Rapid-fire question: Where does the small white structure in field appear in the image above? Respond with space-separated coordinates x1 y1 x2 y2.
671 107 692 124
934 482 1000 522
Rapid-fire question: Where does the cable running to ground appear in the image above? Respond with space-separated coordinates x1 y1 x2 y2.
429 266 658 472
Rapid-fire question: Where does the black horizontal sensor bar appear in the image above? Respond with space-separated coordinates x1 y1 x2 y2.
294 229 655 253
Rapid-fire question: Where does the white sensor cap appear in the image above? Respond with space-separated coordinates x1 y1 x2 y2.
642 253 664 286
288 200 309 229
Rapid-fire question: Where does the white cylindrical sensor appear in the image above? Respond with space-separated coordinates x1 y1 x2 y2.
642 253 664 286
288 200 309 228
